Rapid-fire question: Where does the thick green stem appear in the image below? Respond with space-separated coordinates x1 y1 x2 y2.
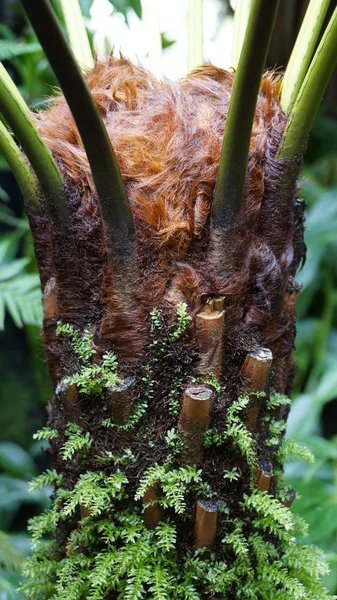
20 0 136 266
278 6 337 159
187 0 204 72
0 119 37 203
211 0 280 231
60 0 94 71
0 62 28 113
231 0 253 69
0 62 65 215
281 0 331 112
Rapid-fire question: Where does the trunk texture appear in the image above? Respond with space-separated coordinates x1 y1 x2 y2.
22 57 331 600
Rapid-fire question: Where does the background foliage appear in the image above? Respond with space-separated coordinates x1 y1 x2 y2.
0 0 336 597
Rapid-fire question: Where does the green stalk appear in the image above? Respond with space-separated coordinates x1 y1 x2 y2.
281 0 331 112
20 0 136 263
0 63 66 216
231 0 253 69
0 119 37 202
0 62 28 113
60 0 94 71
278 6 337 159
211 0 280 230
187 0 204 72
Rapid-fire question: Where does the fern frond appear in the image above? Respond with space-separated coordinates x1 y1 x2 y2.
276 439 315 464
0 40 41 60
0 232 42 328
61 423 92 461
33 427 59 441
61 471 128 517
29 469 63 492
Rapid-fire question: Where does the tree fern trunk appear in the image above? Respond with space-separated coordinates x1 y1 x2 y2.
22 57 331 600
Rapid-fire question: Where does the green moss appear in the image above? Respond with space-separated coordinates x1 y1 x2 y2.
56 324 122 396
22 309 335 599
22 492 334 599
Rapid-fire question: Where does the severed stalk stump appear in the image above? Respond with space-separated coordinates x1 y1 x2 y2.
80 503 91 518
284 278 300 313
143 482 164 529
106 376 135 426
241 347 273 434
42 277 58 319
281 489 296 509
194 499 219 549
256 459 273 492
178 385 214 465
56 378 82 424
195 298 225 379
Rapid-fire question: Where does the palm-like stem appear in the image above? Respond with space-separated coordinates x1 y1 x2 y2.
20 0 136 269
0 63 66 217
211 0 280 232
0 119 37 202
187 0 204 72
281 0 331 112
278 6 337 159
231 0 253 69
60 0 94 70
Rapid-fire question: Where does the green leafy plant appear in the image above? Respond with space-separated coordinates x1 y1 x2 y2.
0 211 41 329
60 423 92 461
56 323 122 395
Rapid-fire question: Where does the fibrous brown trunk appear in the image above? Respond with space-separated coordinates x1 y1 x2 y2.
23 57 325 600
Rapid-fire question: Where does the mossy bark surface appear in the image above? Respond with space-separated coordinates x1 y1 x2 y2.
22 59 332 600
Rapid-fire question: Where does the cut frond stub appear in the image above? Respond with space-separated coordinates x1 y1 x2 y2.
241 347 273 391
195 302 225 380
178 385 214 466
280 489 296 509
241 347 273 434
106 377 135 426
143 483 164 529
56 379 81 424
42 277 58 320
256 460 273 492
194 500 219 549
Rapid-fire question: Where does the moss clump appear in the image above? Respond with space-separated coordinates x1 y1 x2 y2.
22 306 334 599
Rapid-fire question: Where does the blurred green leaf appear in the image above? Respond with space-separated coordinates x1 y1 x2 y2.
0 229 42 329
0 187 9 203
0 475 52 529
315 367 337 405
304 435 337 461
0 41 41 61
128 0 142 18
0 569 22 600
79 0 94 17
107 0 142 20
0 532 23 572
0 206 28 231
301 503 337 544
0 443 36 479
